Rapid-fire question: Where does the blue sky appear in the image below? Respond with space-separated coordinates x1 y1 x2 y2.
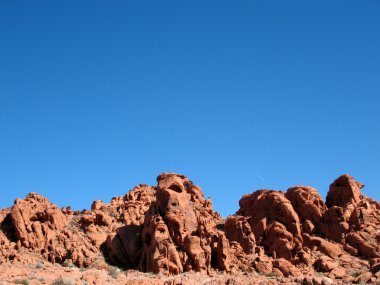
1 1 379 217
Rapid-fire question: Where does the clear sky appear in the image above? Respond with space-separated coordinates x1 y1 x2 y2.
1 1 379 217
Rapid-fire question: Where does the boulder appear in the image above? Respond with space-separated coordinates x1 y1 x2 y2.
326 174 364 208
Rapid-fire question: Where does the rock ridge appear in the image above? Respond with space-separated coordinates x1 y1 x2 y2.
1 173 379 284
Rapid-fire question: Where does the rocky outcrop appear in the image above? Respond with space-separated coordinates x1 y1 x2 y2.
7 193 98 266
102 184 156 267
0 173 379 284
326 174 364 208
224 215 256 254
285 186 327 234
234 174 380 282
319 174 380 260
237 190 302 260
139 173 231 274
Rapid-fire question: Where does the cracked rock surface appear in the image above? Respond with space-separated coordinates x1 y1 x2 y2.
1 173 379 284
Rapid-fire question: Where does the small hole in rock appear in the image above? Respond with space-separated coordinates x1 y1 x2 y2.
168 184 183 193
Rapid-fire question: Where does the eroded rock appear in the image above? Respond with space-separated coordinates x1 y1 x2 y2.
0 172 379 283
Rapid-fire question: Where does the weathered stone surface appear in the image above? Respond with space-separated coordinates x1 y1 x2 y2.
285 186 327 226
237 190 302 260
103 184 156 267
0 172 379 284
273 258 303 277
8 193 98 266
140 173 230 274
314 256 338 272
355 271 372 284
329 267 346 279
303 234 343 259
224 215 255 254
326 174 364 208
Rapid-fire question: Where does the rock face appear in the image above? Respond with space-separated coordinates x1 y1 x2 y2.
103 184 156 267
8 193 98 266
326 174 364 208
285 186 327 234
139 173 231 274
238 190 302 260
320 174 380 260
0 173 379 284
224 215 256 254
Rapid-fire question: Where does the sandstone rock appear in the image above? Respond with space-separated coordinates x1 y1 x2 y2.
285 186 327 226
346 232 379 258
238 190 302 259
263 221 298 260
272 258 303 277
224 215 255 254
140 173 231 274
0 172 379 284
318 205 352 242
81 269 107 285
303 235 343 259
103 184 156 267
314 256 338 272
329 267 346 279
10 193 67 248
326 174 364 208
355 271 372 284
254 256 273 274
9 193 97 266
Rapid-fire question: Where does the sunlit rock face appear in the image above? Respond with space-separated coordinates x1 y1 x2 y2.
237 189 303 260
141 173 232 274
326 174 364 208
0 172 379 283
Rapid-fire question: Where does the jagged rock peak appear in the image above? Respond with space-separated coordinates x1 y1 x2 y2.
326 174 364 208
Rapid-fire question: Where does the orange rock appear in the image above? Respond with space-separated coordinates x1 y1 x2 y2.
314 256 338 272
140 173 232 274
329 267 346 279
272 258 303 277
286 186 327 226
326 174 364 208
238 190 302 260
354 271 372 283
224 215 255 254
0 172 379 284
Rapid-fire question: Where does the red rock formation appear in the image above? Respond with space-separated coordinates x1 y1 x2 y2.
285 186 327 234
8 193 98 266
224 215 255 254
326 174 364 208
140 173 232 274
101 184 156 267
237 190 302 260
0 173 379 284
319 174 380 260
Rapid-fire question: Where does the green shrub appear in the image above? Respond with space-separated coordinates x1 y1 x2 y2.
51 278 75 285
107 265 120 278
266 272 277 278
15 280 29 285
36 262 45 269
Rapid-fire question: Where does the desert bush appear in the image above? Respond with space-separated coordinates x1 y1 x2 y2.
35 262 45 269
266 272 277 278
51 277 75 285
62 259 76 268
15 279 29 285
107 265 120 278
